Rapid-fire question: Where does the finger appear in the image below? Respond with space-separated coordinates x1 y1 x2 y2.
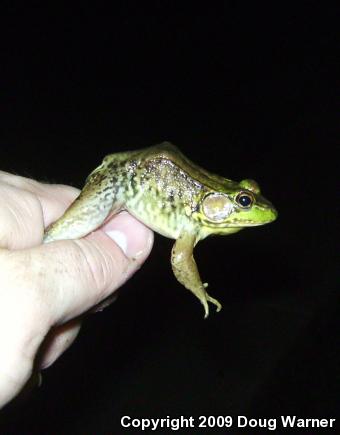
31 183 80 227
0 183 45 249
0 170 80 224
38 319 82 369
0 183 80 250
0 173 80 249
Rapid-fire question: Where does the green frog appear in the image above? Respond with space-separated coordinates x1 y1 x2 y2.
44 142 277 317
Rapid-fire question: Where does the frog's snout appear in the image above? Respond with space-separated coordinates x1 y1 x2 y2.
268 205 278 222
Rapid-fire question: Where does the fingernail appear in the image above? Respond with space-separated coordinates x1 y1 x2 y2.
102 211 153 259
105 230 128 255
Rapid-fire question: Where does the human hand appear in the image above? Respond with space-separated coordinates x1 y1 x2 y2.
0 171 153 408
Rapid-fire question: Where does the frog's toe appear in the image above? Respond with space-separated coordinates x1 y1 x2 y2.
207 295 222 313
201 294 222 318
201 299 210 319
203 282 209 288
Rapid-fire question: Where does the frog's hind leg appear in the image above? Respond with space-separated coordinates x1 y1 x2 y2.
171 233 222 318
44 174 122 243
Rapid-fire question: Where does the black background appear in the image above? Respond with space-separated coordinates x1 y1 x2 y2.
0 4 338 434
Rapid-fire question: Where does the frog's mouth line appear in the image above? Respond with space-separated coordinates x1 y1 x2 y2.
241 221 272 226
232 218 277 226
228 221 267 227
203 219 274 228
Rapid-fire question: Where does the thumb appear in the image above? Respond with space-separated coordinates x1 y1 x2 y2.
0 212 152 407
36 211 154 324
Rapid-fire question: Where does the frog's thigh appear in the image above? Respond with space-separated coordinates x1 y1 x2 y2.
44 182 120 243
171 235 222 318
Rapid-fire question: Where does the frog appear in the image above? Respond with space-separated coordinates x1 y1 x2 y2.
44 142 277 318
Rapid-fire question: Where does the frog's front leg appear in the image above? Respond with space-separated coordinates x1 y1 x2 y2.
171 233 222 318
44 174 122 243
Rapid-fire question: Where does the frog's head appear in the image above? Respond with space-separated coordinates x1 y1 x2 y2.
196 179 278 237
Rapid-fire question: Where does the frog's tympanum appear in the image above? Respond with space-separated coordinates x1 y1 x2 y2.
44 142 277 317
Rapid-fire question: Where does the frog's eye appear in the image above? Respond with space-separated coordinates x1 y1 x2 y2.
202 193 234 222
236 192 254 208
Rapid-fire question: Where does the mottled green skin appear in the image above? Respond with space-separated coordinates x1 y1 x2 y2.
44 142 277 317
